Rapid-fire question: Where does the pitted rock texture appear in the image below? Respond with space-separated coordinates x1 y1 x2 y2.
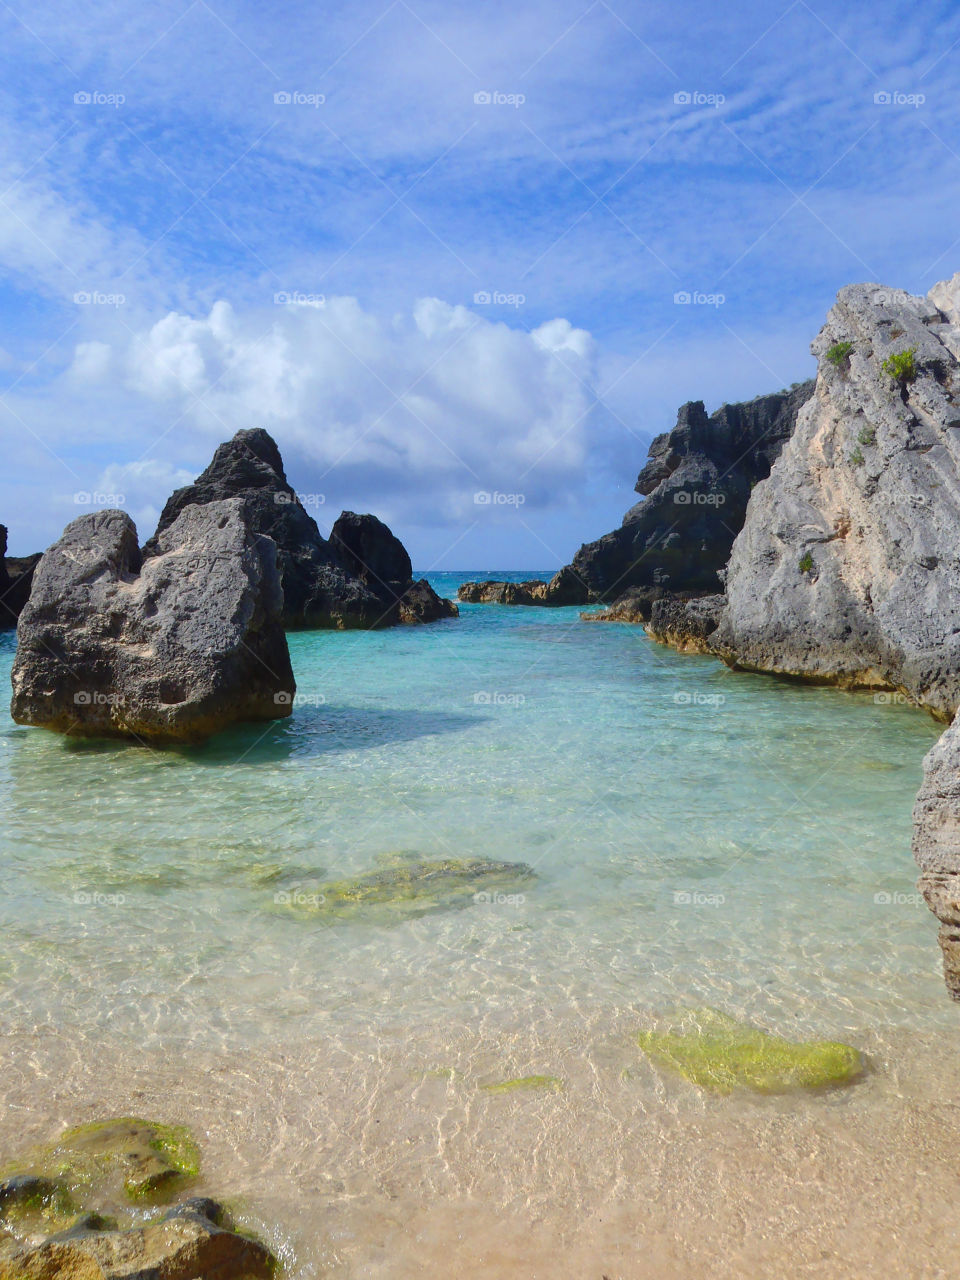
715 279 960 719
646 593 725 653
11 499 294 742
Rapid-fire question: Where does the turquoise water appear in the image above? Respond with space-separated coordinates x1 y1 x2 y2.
0 570 948 1048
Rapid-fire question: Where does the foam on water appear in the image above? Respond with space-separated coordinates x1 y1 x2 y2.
0 573 957 1277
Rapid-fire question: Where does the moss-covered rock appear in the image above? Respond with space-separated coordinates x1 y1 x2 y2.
636 1009 864 1095
4 1118 200 1206
273 856 535 920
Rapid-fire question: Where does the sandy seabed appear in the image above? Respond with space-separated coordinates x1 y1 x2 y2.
2 1010 960 1279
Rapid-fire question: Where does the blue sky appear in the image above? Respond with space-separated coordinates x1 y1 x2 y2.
2 0 960 567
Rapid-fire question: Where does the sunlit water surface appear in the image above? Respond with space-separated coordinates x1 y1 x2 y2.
1 573 957 1278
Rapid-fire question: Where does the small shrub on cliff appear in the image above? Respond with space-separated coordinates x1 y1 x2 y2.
857 424 876 446
882 347 918 384
826 340 853 367
798 552 814 574
850 447 865 466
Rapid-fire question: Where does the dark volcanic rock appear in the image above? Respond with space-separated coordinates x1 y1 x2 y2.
145 429 457 628
11 499 294 742
0 525 41 630
331 511 457 624
647 593 725 653
457 382 814 609
565 381 815 601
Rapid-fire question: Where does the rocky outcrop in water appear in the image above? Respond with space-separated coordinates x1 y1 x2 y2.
715 280 960 719
0 525 40 629
646 593 725 653
913 716 960 998
458 579 549 605
146 429 456 628
457 382 813 607
11 499 294 742
579 586 666 623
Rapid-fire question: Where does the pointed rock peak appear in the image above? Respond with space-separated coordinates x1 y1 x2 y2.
229 428 287 480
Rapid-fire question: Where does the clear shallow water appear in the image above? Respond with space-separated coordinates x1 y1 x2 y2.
0 573 957 1277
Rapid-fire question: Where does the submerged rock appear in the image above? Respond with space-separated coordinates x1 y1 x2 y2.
274 857 535 919
636 1010 863 1095
646 593 725 653
5 1118 201 1206
10 499 293 742
146 429 456 629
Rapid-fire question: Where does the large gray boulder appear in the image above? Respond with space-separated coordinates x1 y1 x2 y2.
11 498 294 742
914 716 960 997
716 279 960 720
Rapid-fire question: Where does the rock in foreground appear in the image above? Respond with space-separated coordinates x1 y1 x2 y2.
146 429 456 628
11 499 294 742
913 715 960 998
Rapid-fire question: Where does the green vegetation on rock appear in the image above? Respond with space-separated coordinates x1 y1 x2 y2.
480 1075 563 1094
882 346 918 383
826 340 853 367
798 552 814 574
636 1009 863 1095
857 424 876 446
850 447 865 466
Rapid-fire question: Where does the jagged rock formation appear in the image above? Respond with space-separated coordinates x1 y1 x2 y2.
715 281 960 719
146 429 456 628
914 717 960 998
0 525 40 629
457 382 813 607
646 593 725 653
11 499 294 742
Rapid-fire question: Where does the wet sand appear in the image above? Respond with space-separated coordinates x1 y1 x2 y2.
3 1011 960 1278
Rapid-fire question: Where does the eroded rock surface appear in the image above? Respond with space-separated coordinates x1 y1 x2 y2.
716 280 960 718
11 499 294 742
646 593 725 653
0 524 40 629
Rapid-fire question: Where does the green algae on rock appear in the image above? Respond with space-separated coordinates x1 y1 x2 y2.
272 857 536 919
480 1075 563 1094
636 1010 863 1095
8 1118 201 1204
